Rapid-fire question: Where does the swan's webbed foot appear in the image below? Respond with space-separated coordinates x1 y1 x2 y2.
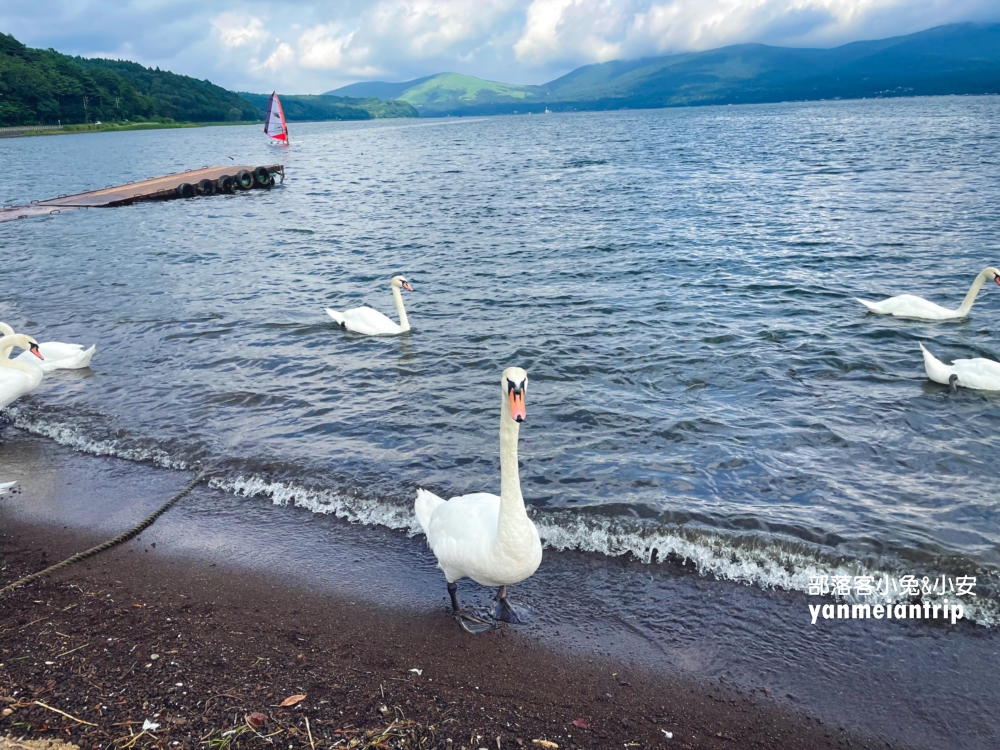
448 581 497 634
494 586 535 624
456 610 496 634
949 374 959 393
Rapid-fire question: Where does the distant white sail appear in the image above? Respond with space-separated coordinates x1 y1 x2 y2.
264 92 288 142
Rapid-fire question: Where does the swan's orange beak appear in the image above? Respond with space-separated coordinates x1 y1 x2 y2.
30 343 43 361
402 281 414 291
509 390 526 423
994 275 1000 287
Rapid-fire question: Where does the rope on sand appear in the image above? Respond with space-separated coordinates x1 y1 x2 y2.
0 468 210 596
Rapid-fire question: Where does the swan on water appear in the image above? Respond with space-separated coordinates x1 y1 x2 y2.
415 367 543 634
0 322 95 371
325 276 414 335
920 343 1000 392
855 267 1000 321
0 333 45 410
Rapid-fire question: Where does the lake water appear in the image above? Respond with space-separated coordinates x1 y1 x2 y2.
2 96 1000 625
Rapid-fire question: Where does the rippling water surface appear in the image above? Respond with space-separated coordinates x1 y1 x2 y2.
2 97 999 621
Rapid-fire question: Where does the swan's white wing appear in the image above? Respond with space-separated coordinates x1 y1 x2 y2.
0 480 15 495
857 294 959 321
952 357 1000 391
16 342 95 371
426 492 502 584
334 306 401 336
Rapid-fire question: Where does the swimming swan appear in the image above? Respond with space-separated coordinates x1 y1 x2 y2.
415 367 542 634
325 276 413 335
920 343 1000 392
0 333 45 410
856 267 1000 321
0 322 95 371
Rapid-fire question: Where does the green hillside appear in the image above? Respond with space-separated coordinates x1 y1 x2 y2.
238 92 417 121
398 73 537 107
0 32 416 128
330 75 436 100
0 32 256 125
327 22 1000 116
326 72 539 114
79 58 258 122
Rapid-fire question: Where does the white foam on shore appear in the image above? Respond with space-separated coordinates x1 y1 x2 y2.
9 407 191 470
210 474 423 534
7 409 996 626
534 510 998 627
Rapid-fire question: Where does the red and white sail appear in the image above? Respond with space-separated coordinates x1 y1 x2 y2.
264 91 288 142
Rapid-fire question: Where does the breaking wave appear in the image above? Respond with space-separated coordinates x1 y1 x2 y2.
6 406 997 627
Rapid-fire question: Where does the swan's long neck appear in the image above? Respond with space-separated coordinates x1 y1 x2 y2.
392 286 410 332
0 323 14 359
0 335 39 378
496 407 528 540
957 269 990 316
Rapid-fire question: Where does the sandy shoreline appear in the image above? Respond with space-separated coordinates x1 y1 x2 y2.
1 516 872 750
2 430 997 748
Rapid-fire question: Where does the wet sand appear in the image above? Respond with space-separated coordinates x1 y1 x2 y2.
1 431 997 748
0 515 878 750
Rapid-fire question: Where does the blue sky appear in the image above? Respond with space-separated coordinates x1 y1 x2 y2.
2 1 998 93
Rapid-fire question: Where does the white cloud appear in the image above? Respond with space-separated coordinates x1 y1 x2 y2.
212 13 266 48
261 42 296 71
298 24 355 69
515 0 627 65
366 0 518 58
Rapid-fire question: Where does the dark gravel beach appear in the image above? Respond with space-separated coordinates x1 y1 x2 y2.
1 517 884 750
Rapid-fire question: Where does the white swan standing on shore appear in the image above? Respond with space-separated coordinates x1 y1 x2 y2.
415 367 543 633
325 276 414 335
855 267 1000 321
920 343 1000 392
0 322 95 371
0 333 45 410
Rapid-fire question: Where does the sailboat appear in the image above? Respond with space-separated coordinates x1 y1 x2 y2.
264 91 289 143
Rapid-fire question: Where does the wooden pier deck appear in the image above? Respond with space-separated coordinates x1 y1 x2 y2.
1 163 283 222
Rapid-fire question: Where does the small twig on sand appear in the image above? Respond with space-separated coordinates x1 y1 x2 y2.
34 699 99 726
305 716 316 750
115 729 149 749
55 642 90 659
203 692 243 714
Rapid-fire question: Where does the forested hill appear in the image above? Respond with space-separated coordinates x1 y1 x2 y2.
0 33 414 127
237 93 417 121
0 32 257 125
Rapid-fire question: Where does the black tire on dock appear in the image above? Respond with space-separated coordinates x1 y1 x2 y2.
176 183 195 199
197 178 216 196
235 170 254 190
217 175 235 193
253 166 273 188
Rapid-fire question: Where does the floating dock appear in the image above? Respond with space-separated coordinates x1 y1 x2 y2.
1 164 284 222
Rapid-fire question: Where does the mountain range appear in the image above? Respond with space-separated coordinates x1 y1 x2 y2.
327 22 1000 116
